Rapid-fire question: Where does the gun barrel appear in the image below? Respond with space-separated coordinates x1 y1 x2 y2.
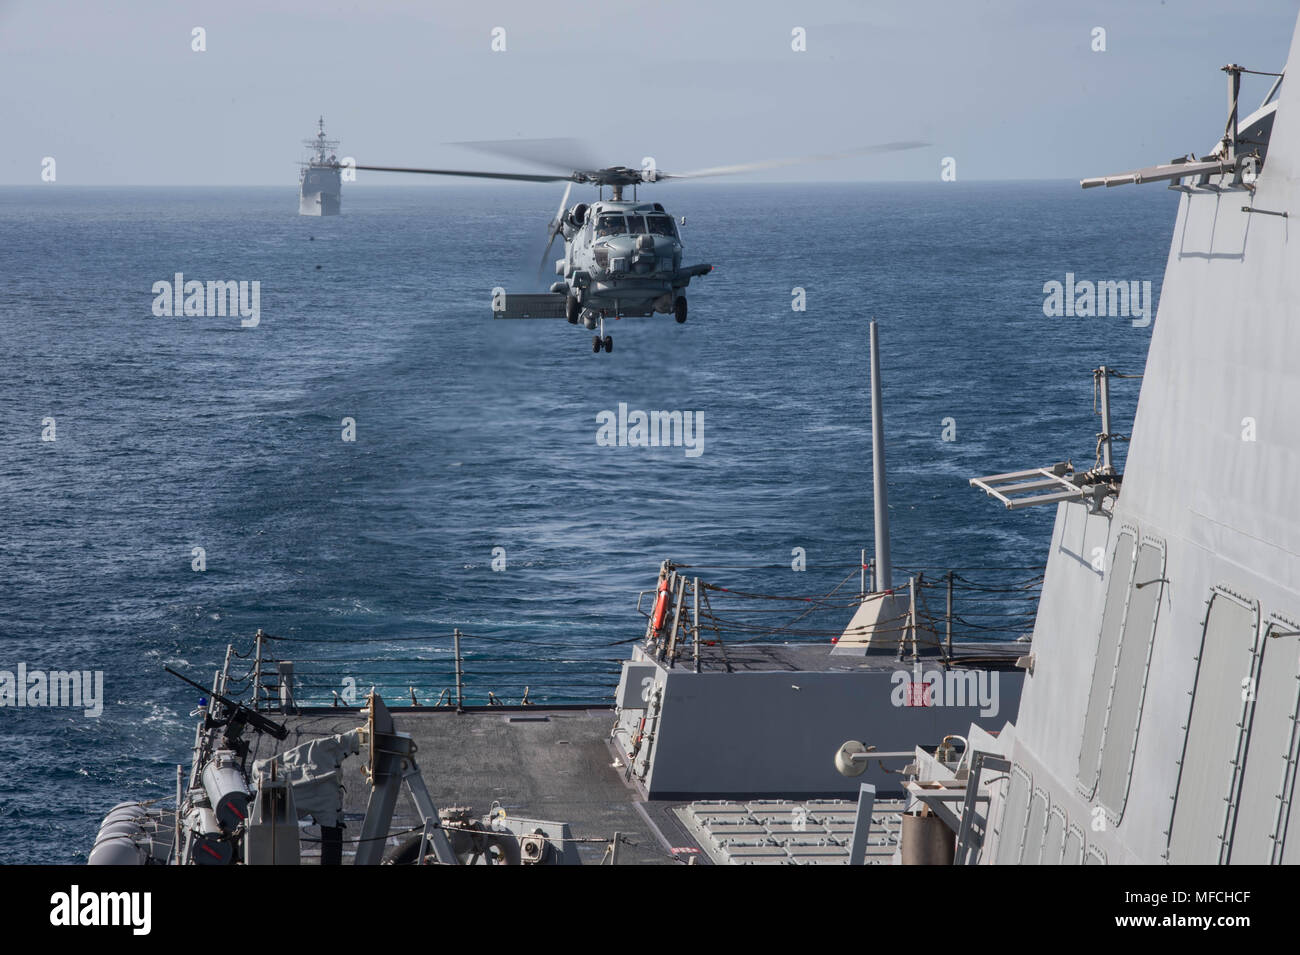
165 666 288 740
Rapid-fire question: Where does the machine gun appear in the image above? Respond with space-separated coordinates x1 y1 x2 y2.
165 666 289 741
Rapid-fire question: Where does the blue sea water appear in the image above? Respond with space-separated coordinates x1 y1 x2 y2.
0 181 1173 862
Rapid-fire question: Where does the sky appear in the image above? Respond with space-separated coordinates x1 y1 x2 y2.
2 0 1298 185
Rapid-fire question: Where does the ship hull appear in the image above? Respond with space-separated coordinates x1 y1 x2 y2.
299 166 341 216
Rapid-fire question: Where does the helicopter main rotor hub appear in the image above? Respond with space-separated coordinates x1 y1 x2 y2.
573 166 650 189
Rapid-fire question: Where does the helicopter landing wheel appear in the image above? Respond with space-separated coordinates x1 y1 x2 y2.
592 335 602 353
674 297 688 324
603 335 613 353
566 295 579 324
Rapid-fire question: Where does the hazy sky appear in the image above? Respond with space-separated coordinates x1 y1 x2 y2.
3 0 1298 185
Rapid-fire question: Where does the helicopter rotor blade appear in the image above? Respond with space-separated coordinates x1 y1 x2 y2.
353 164 573 183
537 231 561 284
448 138 601 176
657 141 930 180
549 180 574 233
538 181 574 282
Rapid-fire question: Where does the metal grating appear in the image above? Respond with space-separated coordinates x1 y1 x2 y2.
1167 589 1260 864
675 798 904 865
969 463 1086 510
1078 531 1137 797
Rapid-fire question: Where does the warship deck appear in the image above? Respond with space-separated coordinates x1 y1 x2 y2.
247 706 670 864
246 702 908 865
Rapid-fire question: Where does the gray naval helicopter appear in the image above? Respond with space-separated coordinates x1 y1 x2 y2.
355 140 923 353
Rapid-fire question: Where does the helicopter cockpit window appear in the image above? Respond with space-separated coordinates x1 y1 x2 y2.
595 215 625 238
647 215 677 237
625 215 647 234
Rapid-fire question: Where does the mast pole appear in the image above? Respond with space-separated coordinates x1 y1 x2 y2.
1098 366 1113 473
870 320 893 591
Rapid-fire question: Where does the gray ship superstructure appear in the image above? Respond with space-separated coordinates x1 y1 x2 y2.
299 117 341 216
899 24 1300 865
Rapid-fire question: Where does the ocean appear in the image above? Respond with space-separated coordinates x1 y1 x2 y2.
0 180 1171 862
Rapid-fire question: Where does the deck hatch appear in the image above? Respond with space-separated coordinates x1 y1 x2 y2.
1077 530 1137 798
1063 823 1085 865
1232 616 1300 864
1043 807 1066 865
1166 588 1260 864
1021 788 1049 864
993 765 1032 865
1097 537 1166 821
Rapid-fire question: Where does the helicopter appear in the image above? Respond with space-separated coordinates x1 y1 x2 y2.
355 140 925 353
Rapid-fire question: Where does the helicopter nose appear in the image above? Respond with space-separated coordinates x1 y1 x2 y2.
631 235 669 273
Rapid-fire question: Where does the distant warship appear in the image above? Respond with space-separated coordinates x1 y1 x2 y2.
299 117 341 216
